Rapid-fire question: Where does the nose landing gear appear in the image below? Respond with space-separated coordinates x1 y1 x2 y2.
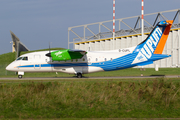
18 75 22 79
18 71 24 79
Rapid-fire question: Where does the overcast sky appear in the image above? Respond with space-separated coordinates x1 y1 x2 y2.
0 0 180 55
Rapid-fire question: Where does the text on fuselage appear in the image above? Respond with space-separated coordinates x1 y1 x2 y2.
119 49 130 52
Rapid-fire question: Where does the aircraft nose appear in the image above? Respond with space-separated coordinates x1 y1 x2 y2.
6 65 11 71
6 64 14 71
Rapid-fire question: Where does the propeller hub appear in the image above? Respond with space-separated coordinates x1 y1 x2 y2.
46 53 51 57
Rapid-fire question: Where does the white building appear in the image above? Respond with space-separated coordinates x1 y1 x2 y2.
68 9 180 68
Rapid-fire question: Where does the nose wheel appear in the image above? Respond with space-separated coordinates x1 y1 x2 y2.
18 75 23 79
76 72 82 78
18 72 24 79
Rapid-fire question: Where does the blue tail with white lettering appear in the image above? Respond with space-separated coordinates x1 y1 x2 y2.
132 20 173 66
88 20 173 71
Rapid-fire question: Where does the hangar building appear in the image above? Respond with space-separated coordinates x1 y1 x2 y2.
68 9 180 68
10 31 29 58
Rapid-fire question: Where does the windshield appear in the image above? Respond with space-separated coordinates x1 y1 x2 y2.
16 56 28 61
22 57 28 60
16 57 23 61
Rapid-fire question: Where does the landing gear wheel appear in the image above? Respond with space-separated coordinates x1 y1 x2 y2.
76 73 82 78
18 75 22 79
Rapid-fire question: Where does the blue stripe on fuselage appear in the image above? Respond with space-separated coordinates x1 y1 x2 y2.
17 53 170 71
17 52 138 71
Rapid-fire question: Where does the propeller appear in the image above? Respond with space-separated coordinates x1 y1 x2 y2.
45 42 51 57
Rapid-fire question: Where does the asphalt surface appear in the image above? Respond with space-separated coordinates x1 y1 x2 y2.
0 75 180 80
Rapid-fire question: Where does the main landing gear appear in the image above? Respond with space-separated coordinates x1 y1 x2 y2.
76 72 82 78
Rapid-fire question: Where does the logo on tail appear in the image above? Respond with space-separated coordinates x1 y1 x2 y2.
132 20 173 64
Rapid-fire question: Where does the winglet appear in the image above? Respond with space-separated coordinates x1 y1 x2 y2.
153 20 173 54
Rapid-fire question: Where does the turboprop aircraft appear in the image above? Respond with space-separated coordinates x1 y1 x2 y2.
6 20 173 78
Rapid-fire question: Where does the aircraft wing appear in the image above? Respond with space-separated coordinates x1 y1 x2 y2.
68 49 86 52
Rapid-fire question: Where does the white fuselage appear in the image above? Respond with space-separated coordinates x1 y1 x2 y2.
6 47 136 75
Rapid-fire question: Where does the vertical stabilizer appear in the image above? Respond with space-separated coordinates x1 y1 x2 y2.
132 20 173 65
153 20 173 54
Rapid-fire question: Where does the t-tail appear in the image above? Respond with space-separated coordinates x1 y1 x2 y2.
132 20 173 66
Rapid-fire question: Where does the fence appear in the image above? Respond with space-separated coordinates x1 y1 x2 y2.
0 64 15 76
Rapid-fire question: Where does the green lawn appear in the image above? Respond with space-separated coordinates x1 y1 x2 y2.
0 78 180 119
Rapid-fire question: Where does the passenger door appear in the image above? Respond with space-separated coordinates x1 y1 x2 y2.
88 56 92 65
34 55 41 69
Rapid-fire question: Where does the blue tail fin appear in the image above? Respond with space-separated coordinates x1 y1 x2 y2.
132 20 173 65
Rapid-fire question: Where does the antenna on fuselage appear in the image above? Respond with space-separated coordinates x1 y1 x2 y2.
49 42 51 54
45 42 52 59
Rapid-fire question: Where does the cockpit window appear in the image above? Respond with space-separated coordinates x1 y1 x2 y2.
16 56 28 61
16 57 23 61
22 57 28 61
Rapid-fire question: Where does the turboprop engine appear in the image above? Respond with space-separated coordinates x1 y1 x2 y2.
46 49 87 61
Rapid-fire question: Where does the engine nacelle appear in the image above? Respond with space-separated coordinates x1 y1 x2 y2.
46 49 87 61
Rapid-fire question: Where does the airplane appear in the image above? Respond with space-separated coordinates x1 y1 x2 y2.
6 20 173 78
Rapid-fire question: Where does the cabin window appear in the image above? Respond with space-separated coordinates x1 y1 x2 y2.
96 58 98 61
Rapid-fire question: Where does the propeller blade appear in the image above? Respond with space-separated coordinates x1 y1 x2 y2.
49 42 51 53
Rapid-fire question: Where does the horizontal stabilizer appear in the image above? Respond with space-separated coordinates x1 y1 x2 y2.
137 61 153 66
150 54 171 61
137 54 171 66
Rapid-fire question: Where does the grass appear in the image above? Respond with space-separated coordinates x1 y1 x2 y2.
0 78 180 119
85 68 180 77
